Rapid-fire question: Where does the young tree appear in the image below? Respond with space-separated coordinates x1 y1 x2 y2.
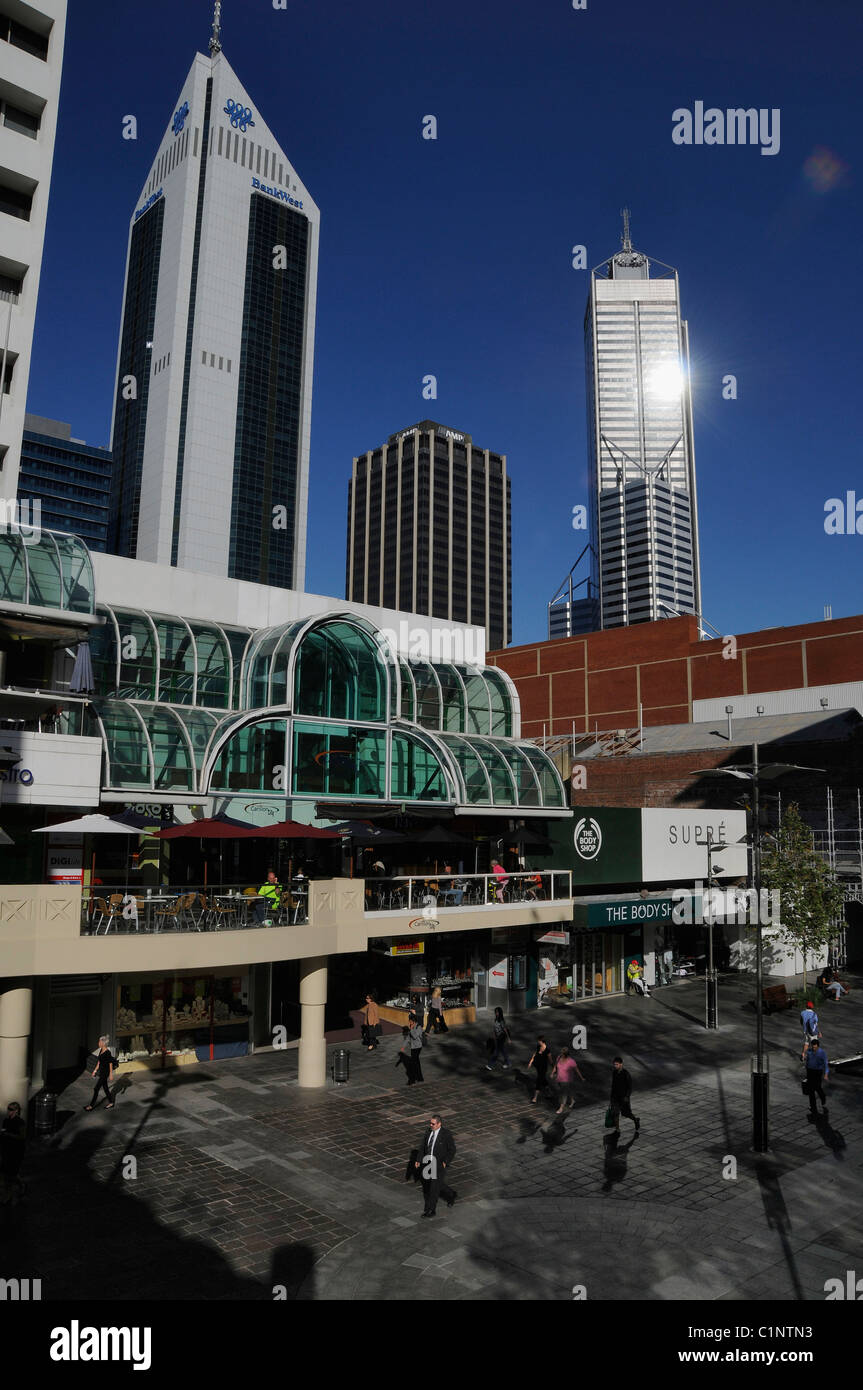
760 802 845 991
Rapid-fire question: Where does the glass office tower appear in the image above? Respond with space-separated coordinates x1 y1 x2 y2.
107 17 319 591
346 421 512 651
585 215 701 629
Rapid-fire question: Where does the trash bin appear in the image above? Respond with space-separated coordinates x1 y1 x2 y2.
332 1048 349 1084
34 1092 56 1137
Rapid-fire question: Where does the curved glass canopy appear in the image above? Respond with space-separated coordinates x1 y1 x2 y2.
84 613 559 807
0 528 94 613
90 606 251 709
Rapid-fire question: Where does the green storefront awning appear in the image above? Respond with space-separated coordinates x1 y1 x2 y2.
575 894 702 930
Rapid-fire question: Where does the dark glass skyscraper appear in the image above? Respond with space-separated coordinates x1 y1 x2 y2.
107 20 318 589
346 421 512 651
18 415 112 551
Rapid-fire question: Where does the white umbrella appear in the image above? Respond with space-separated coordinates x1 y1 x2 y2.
34 814 140 836
35 815 142 922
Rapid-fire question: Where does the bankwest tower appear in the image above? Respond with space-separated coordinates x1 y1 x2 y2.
107 4 319 589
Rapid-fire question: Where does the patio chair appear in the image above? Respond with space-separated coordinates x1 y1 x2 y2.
92 896 121 934
210 896 239 930
153 892 197 932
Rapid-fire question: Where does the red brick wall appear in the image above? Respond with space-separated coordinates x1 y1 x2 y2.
489 614 863 741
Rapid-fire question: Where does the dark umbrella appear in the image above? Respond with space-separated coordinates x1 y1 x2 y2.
69 641 95 693
505 827 551 848
325 821 408 843
243 819 340 840
412 823 472 844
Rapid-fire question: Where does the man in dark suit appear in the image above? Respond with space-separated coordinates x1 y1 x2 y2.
415 1113 456 1218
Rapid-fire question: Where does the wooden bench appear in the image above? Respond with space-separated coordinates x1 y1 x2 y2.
761 984 793 1013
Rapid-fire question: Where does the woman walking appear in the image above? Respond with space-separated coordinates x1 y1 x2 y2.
361 993 381 1050
552 1046 585 1113
486 1007 512 1070
528 1037 553 1104
424 986 449 1036
85 1036 116 1111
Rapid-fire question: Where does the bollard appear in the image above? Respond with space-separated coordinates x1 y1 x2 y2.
33 1092 57 1137
332 1048 350 1084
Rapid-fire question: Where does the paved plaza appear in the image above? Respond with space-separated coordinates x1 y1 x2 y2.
2 974 862 1301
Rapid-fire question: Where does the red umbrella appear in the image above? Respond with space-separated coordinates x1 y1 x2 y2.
243 819 340 839
153 817 259 839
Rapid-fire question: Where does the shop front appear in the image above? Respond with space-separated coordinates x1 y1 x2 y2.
369 935 479 1028
114 967 256 1071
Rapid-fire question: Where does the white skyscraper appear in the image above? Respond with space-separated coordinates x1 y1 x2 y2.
0 0 66 503
585 212 701 629
108 4 319 590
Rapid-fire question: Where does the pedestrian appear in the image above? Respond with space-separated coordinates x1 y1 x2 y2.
253 868 283 925
408 1012 425 1083
804 1036 829 1118
528 1037 553 1104
85 1036 116 1110
609 1055 639 1133
396 1026 413 1082
361 992 381 1050
824 974 850 1002
0 1101 27 1201
424 986 449 1036
552 1046 585 1113
626 958 650 997
800 1001 821 1060
414 1113 457 1218
486 1006 512 1070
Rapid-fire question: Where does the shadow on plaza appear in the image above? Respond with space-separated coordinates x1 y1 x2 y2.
1 1068 317 1302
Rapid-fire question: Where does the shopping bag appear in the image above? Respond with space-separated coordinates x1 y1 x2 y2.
604 1107 616 1128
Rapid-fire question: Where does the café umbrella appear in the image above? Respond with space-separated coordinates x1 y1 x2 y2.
34 814 141 917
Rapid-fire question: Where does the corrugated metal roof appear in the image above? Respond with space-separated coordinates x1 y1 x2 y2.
579 708 861 758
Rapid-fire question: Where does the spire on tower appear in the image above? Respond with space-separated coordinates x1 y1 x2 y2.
620 207 632 252
209 1 222 56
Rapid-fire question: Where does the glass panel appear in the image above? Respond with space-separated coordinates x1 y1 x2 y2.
391 732 449 801
155 618 196 705
433 664 465 731
190 623 231 708
410 661 441 729
294 622 387 723
90 609 118 696
115 610 158 699
498 745 540 805
167 705 219 778
484 668 513 737
210 719 287 792
54 533 94 613
0 533 26 602
440 733 492 804
291 722 386 798
95 701 151 788
467 738 515 804
519 744 565 807
225 628 251 710
148 708 195 791
398 658 415 722
24 532 62 609
462 670 491 735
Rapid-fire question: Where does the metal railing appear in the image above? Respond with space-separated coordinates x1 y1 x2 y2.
80 883 309 935
363 870 572 913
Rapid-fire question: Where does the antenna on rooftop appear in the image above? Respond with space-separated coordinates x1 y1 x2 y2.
621 206 632 252
209 1 222 56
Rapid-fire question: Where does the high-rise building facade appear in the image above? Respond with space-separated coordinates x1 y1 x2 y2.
107 8 319 590
346 420 511 650
18 414 111 550
0 0 66 501
585 213 701 629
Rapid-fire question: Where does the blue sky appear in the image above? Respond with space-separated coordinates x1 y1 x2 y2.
27 0 862 646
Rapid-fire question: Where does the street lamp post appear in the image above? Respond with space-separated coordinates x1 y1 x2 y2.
704 831 726 1030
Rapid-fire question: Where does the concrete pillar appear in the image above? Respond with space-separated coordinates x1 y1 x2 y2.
0 980 33 1107
297 956 327 1088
